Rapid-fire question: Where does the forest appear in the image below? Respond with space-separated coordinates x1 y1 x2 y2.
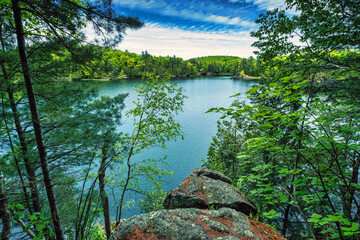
203 1 360 239
0 0 359 239
36 45 259 80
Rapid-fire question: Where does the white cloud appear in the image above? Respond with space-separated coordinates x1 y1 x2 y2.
226 0 285 9
115 0 256 29
114 0 167 9
208 15 229 24
244 0 286 10
243 0 297 14
228 17 240 25
111 23 257 59
164 8 257 28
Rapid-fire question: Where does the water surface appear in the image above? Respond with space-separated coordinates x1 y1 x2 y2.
88 76 257 219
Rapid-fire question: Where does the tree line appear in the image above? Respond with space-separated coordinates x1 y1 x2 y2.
44 45 260 80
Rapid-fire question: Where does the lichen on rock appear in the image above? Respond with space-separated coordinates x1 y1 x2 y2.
163 168 257 216
111 168 286 240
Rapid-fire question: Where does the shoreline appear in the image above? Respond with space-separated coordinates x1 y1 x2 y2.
70 74 261 82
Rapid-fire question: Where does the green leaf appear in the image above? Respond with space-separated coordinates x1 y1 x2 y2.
14 212 23 219
263 209 280 219
28 215 37 222
308 213 322 223
246 85 262 95
15 203 25 210
36 224 46 232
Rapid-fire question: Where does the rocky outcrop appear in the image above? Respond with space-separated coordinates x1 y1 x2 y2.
163 168 257 216
111 168 286 240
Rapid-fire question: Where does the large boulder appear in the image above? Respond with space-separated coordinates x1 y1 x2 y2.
111 168 286 240
163 168 257 216
111 207 285 240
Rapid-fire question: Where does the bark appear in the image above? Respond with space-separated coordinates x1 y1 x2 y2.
349 156 360 221
0 56 35 213
1 93 33 214
117 112 144 224
99 131 111 239
0 173 12 240
281 204 291 236
7 89 42 213
232 121 238 178
11 0 64 239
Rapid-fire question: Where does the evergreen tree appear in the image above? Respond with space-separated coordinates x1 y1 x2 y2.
1 0 142 238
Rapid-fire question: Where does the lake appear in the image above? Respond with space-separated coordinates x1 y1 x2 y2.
88 76 257 220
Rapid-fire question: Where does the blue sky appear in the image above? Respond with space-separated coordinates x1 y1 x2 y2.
108 0 289 59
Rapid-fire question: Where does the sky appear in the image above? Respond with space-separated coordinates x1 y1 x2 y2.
106 0 289 59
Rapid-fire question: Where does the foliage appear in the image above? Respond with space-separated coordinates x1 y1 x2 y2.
1 41 188 238
115 74 186 222
188 55 259 77
207 76 360 239
309 213 360 239
138 186 166 213
0 0 142 238
205 0 360 239
86 224 106 240
251 0 360 71
127 74 186 151
37 45 260 79
202 112 259 182
8 203 55 239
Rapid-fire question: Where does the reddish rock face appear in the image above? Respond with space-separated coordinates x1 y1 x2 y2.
111 169 286 240
117 228 164 240
112 208 286 240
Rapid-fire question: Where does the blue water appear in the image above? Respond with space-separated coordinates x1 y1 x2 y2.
90 76 257 220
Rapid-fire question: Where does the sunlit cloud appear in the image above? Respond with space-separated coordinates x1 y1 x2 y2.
101 0 287 58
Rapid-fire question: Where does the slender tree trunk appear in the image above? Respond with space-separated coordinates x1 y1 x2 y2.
281 204 291 236
349 156 360 221
117 109 147 226
1 93 33 213
7 90 42 213
0 60 35 213
0 172 12 240
11 1 64 239
99 131 111 239
117 113 144 224
232 120 237 178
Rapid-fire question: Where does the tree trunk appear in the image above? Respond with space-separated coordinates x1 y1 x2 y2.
11 1 64 239
99 131 111 239
0 60 35 214
281 204 291 236
7 89 42 213
0 172 12 240
1 92 33 214
349 156 360 221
